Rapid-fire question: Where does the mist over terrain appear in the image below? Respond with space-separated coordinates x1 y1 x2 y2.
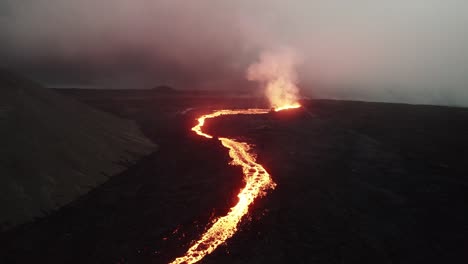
1 0 468 106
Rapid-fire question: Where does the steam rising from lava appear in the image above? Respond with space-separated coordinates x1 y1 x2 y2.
247 49 301 110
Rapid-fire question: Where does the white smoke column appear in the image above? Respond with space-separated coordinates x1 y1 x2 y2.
247 48 301 110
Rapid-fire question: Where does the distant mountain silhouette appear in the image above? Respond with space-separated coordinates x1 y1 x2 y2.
0 70 156 230
151 85 177 94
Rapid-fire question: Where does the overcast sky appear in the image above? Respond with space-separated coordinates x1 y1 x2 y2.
1 0 468 106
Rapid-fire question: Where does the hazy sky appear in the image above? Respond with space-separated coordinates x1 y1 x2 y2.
1 0 468 106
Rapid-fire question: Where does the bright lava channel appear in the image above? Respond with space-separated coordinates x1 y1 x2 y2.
170 105 300 264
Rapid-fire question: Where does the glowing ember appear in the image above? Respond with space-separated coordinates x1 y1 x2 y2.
170 106 299 264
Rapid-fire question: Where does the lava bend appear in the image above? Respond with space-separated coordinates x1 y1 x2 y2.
170 105 300 264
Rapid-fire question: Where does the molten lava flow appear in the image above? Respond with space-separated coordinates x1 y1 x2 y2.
273 102 301 112
170 106 300 264
191 109 270 139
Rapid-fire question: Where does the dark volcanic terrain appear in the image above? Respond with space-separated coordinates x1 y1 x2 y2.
1 90 468 264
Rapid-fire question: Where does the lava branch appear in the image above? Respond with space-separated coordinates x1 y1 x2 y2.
170 105 300 264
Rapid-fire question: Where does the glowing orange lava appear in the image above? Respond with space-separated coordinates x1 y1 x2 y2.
170 105 300 264
273 102 302 112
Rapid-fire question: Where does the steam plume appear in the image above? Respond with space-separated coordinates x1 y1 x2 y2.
247 49 301 109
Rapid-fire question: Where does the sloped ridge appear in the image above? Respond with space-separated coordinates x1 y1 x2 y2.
0 70 156 230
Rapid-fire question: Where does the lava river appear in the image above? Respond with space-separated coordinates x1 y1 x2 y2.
170 105 300 264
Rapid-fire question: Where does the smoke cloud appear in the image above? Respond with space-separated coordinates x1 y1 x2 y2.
247 48 301 109
1 0 468 106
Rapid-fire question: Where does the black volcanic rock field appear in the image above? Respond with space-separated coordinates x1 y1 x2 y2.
1 90 468 264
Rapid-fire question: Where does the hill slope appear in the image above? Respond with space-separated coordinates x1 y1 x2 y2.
0 71 156 230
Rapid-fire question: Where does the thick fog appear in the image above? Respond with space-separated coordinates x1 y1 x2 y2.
1 0 468 106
